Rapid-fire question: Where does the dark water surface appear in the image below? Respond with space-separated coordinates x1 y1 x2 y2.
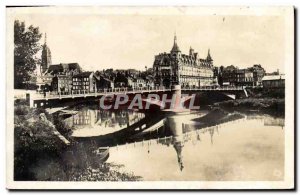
62 106 284 181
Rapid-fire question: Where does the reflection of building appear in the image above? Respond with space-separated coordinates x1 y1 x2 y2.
71 109 99 127
65 109 145 133
153 35 214 88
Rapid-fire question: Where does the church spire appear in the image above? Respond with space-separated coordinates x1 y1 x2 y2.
171 32 181 53
206 49 213 62
44 33 47 44
41 33 52 73
174 31 177 44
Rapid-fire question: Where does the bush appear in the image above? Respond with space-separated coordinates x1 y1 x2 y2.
14 104 66 180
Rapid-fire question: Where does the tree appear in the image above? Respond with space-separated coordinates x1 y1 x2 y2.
14 20 42 89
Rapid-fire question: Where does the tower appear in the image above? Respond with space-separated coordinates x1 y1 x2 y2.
170 33 181 85
41 33 52 73
189 46 194 56
206 49 213 64
170 33 181 56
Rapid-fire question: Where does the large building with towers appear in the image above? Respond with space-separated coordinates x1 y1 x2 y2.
153 35 215 88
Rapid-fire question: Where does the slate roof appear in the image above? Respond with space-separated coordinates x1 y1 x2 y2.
72 71 93 78
262 75 285 81
47 63 82 75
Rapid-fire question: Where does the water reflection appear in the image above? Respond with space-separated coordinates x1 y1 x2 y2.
246 114 285 129
64 108 145 137
67 107 284 181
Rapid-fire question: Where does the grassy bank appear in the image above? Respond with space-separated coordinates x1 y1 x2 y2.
14 99 142 181
214 98 285 117
246 87 284 99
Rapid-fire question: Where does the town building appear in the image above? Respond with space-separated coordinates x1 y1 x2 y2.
51 75 72 94
248 64 266 86
153 35 214 88
95 75 114 90
114 73 131 88
220 65 237 86
262 75 285 88
37 34 83 93
132 77 147 89
219 64 265 87
235 69 254 86
47 63 82 93
72 72 97 93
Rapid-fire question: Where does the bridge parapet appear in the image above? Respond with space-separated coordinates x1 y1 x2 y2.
28 85 246 103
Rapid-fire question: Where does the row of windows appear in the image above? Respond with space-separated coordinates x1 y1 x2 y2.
73 77 90 81
73 86 89 90
158 72 213 77
73 81 90 86
180 72 213 77
179 77 213 82
73 119 90 125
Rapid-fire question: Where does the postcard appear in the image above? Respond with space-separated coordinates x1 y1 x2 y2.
6 6 294 190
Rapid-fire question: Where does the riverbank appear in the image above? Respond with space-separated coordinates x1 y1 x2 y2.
213 98 285 117
14 99 142 181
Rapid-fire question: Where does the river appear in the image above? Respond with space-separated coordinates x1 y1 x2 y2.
61 105 284 181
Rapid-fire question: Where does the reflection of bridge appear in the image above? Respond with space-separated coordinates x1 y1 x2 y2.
26 86 247 108
108 117 246 171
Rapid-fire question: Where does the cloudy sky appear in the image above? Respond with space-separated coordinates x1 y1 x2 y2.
10 7 287 73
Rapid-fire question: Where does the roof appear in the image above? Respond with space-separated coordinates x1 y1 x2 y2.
47 63 82 74
96 75 113 82
171 35 181 53
171 42 181 53
262 75 285 81
72 71 93 78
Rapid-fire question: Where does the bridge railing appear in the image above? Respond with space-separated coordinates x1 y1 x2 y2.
34 86 169 99
32 85 244 99
181 86 244 90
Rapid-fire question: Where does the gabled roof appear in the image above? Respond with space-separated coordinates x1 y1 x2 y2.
72 71 93 78
47 63 82 75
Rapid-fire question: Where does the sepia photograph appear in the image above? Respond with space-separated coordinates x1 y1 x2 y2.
6 6 294 190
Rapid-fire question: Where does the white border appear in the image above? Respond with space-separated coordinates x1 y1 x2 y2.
5 6 295 190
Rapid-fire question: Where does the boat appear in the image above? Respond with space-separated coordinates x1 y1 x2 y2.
93 147 110 163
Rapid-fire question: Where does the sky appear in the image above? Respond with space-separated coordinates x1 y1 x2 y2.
11 8 286 73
